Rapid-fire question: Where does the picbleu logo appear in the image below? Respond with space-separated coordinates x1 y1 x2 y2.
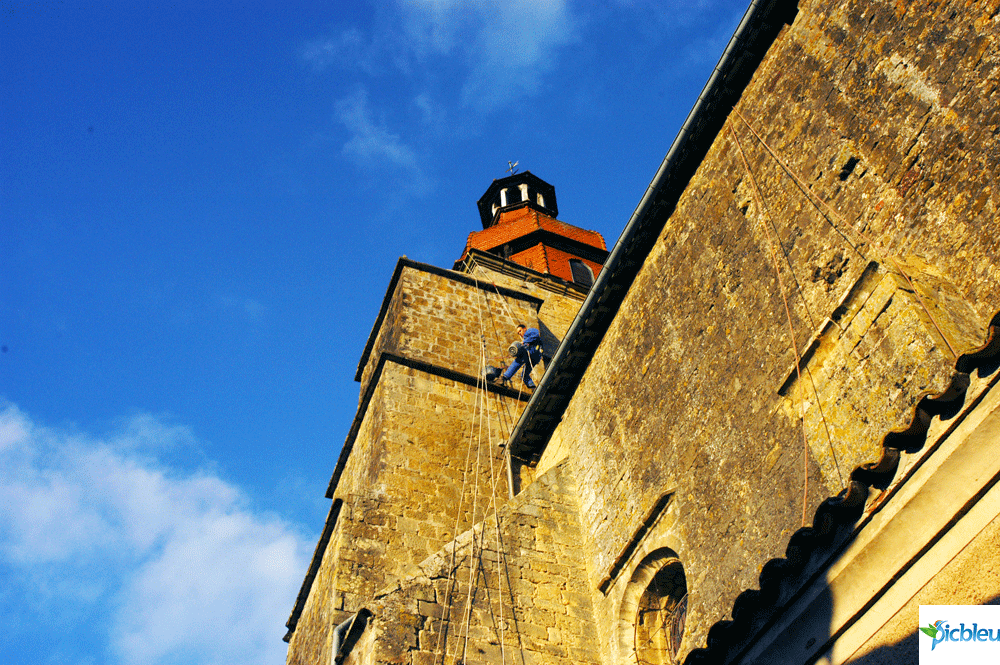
920 605 1000 663
920 619 1000 650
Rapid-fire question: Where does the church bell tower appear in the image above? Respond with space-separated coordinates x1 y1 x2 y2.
456 171 608 287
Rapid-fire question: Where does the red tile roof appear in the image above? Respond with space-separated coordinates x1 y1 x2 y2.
457 207 607 279
536 245 603 282
508 244 549 274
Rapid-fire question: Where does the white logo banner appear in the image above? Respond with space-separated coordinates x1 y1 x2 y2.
919 605 1000 664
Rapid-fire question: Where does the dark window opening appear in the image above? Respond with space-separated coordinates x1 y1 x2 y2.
839 157 860 181
569 259 594 287
636 561 687 665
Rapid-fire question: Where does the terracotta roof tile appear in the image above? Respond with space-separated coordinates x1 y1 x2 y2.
509 244 549 274
540 245 603 282
458 208 607 274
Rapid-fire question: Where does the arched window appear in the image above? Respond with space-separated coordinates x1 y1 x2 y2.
635 560 687 664
619 549 688 665
569 259 594 287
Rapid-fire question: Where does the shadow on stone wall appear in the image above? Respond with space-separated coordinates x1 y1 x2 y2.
842 593 1000 665
846 629 918 665
538 320 560 365
685 310 1000 665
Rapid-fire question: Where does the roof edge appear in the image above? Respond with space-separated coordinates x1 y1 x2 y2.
331 352 532 499
283 498 343 641
354 257 544 383
454 248 592 299
508 0 799 460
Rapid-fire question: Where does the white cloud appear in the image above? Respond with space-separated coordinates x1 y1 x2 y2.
336 89 426 178
308 0 577 113
304 0 576 187
414 92 446 131
303 27 368 70
303 27 408 76
401 0 576 111
0 403 311 665
220 295 268 322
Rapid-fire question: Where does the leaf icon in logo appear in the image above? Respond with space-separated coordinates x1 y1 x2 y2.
919 623 939 639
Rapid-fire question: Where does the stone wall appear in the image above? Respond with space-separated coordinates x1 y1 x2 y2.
464 261 587 361
732 370 1000 664
358 263 544 394
539 0 999 661
287 2 999 664
288 365 522 665
287 260 592 662
846 506 1000 663
360 461 601 665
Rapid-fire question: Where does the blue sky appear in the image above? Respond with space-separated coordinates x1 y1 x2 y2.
1 1 748 663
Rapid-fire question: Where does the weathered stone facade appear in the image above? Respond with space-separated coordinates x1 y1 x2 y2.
286 1 1000 664
362 461 601 665
285 254 593 663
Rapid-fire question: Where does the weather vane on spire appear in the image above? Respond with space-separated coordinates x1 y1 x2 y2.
507 160 519 175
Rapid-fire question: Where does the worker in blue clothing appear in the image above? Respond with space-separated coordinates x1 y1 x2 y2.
501 323 542 389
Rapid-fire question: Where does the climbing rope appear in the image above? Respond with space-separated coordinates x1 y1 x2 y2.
733 108 959 360
471 267 532 665
427 254 568 665
468 256 540 387
458 355 485 665
449 274 492 665
433 326 488 664
468 255 538 492
733 108 871 263
431 269 524 665
474 266 529 417
472 277 509 665
733 114 849 486
730 121 814 526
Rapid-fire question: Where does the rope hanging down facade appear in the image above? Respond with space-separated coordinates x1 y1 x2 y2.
732 107 959 360
730 115 849 491
432 268 529 665
726 101 966 519
729 121 815 527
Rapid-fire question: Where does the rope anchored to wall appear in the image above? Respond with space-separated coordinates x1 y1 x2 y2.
732 107 959 361
729 120 816 526
429 268 529 665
